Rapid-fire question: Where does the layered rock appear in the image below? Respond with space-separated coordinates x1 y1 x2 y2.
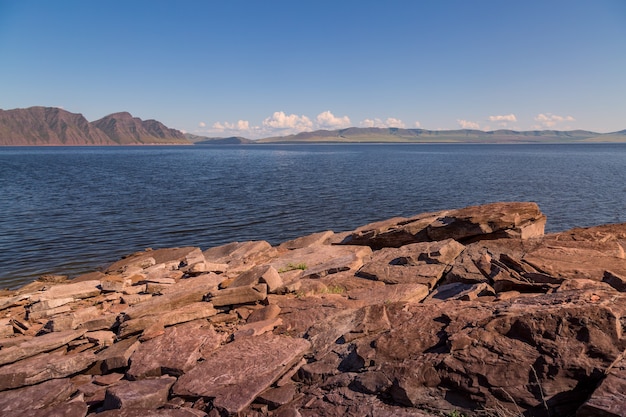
0 202 624 417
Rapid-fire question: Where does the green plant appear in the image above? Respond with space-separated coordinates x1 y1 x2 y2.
278 263 307 273
323 285 345 294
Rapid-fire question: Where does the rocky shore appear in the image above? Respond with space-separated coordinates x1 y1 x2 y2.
0 202 625 417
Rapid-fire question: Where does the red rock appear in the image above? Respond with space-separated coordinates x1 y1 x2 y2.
0 350 96 391
341 213 438 248
34 280 101 302
96 409 206 417
357 239 464 288
103 376 176 410
44 306 103 332
1 402 88 417
577 356 626 417
270 245 372 280
342 202 546 248
94 337 140 373
0 378 75 412
347 283 429 304
203 240 277 273
0 329 86 366
207 283 267 307
233 317 282 339
85 330 115 347
427 202 546 242
173 333 310 414
106 247 199 273
229 264 283 293
278 230 335 250
127 321 222 379
257 383 297 408
93 372 124 386
120 277 216 321
247 304 281 323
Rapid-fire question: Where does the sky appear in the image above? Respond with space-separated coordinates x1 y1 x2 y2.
1 1 625 139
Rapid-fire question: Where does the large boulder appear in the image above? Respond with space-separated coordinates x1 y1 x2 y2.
342 202 546 248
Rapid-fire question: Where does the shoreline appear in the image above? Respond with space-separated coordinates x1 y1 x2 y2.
1 201 625 416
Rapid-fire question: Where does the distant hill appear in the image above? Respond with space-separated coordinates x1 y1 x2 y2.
257 127 620 143
0 107 189 146
185 133 254 145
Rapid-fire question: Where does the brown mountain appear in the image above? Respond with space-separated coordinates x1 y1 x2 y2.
0 107 189 146
91 111 187 145
0 107 113 145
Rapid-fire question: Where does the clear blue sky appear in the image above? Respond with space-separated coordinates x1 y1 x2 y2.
1 0 625 138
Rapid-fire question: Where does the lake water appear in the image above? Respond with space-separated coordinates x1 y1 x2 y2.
1 143 625 289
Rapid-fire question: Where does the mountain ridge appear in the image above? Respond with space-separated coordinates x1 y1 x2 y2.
0 107 188 146
1 106 625 145
256 126 622 143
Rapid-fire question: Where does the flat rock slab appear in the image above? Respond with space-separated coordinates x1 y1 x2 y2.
0 350 96 391
34 280 101 301
0 378 75 412
127 321 222 379
121 276 218 321
523 245 626 281
103 376 176 410
207 283 267 307
1 402 88 417
357 239 464 288
106 247 199 273
347 283 430 304
118 302 217 338
202 240 277 272
96 409 206 417
270 245 372 280
0 329 86 366
278 230 335 250
173 333 310 414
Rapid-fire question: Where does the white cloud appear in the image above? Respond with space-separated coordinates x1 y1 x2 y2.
457 119 480 129
316 111 351 129
534 113 575 128
262 111 313 131
212 120 251 131
198 122 206 128
488 114 517 122
414 121 421 128
360 117 406 128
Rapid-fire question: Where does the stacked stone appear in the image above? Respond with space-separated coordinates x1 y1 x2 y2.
0 202 624 417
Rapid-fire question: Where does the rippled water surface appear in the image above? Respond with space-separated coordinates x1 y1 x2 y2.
1 143 625 288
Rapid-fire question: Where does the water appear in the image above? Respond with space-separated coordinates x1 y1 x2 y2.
1 143 625 289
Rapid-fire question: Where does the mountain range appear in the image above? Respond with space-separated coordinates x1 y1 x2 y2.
1 106 625 145
0 107 187 146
